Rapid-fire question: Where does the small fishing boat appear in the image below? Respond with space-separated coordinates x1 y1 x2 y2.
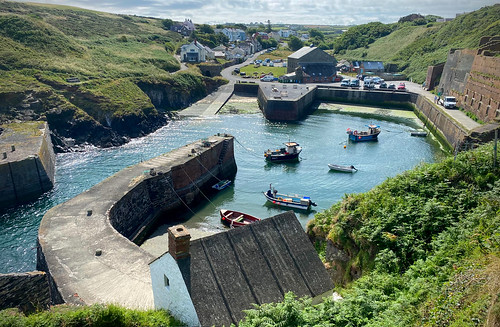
410 131 428 137
220 209 261 227
264 142 302 162
263 185 316 210
347 124 381 142
212 179 231 190
328 164 358 173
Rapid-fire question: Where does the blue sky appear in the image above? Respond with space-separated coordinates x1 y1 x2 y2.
11 0 499 25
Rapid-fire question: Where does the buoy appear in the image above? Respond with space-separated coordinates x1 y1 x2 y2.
344 145 346 149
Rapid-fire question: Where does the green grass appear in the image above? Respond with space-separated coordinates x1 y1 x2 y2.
338 4 500 83
0 303 183 327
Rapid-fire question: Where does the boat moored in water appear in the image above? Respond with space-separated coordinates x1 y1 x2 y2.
328 164 358 173
263 185 316 210
347 124 381 142
212 179 231 190
220 209 261 227
264 142 302 162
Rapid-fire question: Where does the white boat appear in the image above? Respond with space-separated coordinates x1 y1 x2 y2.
328 164 358 173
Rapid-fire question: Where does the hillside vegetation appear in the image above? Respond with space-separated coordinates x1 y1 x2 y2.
239 142 500 326
337 4 500 82
0 1 225 151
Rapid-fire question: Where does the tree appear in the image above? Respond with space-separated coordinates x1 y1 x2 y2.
199 24 214 34
309 28 324 41
161 19 173 30
266 20 272 33
288 36 303 51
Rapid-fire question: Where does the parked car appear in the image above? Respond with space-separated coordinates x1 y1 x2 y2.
333 75 343 82
397 82 406 90
341 79 350 87
388 83 396 89
350 79 360 88
269 62 274 67
233 67 240 74
441 96 457 109
379 82 388 89
363 78 374 89
260 75 274 82
372 77 384 84
239 72 246 76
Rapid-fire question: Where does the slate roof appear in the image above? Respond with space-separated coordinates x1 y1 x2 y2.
288 46 317 59
178 211 334 327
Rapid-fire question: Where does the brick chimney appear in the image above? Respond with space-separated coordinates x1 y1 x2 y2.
168 225 191 260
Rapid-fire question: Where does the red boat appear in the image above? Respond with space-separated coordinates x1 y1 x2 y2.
220 209 261 227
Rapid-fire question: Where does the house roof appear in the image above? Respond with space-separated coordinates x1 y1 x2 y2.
288 46 318 59
178 211 334 327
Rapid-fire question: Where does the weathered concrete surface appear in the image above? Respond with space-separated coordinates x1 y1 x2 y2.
37 135 236 309
0 121 55 210
259 84 317 121
0 271 51 312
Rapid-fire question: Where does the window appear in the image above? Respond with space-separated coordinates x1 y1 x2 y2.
164 274 170 288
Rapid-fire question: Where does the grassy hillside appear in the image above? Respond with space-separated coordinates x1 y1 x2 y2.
339 4 500 82
0 1 225 150
240 142 500 326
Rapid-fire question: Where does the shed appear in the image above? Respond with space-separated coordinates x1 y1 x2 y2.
149 211 334 326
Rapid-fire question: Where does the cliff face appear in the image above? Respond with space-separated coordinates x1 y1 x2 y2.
0 74 226 152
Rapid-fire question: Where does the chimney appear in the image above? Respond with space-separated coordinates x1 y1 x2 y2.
168 225 191 260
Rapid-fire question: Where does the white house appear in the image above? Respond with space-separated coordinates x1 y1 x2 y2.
180 40 212 63
149 212 335 327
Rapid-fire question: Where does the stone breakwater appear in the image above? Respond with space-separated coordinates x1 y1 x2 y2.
0 122 55 210
36 134 236 309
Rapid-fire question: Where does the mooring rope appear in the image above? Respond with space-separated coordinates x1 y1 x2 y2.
180 165 218 209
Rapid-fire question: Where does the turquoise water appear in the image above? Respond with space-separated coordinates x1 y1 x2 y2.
0 109 445 273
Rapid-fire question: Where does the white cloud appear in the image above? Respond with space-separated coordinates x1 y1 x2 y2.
8 0 499 25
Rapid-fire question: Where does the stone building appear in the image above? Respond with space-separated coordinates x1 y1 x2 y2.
149 211 334 327
286 46 337 83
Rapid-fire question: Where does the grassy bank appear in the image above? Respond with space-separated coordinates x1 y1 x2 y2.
239 141 500 326
0 304 182 327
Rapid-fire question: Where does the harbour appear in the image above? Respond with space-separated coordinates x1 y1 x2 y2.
0 105 445 273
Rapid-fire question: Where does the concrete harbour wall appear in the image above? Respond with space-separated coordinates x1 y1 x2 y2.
37 135 236 308
0 122 55 210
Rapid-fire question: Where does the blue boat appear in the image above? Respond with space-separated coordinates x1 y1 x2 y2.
263 185 316 210
347 124 380 142
212 179 231 191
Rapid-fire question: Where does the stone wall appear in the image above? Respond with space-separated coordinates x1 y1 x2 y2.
461 54 500 122
437 49 476 96
0 122 55 209
109 137 236 242
0 271 51 312
414 94 468 149
258 86 317 121
234 82 259 95
425 63 445 91
316 87 414 108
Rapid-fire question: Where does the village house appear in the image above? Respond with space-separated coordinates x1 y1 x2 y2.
221 28 247 42
180 40 214 63
282 46 338 83
351 61 385 74
171 19 195 36
149 211 334 327
268 31 281 41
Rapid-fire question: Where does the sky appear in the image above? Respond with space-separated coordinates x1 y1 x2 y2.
11 0 499 25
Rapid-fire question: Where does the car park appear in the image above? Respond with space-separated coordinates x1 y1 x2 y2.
341 79 350 87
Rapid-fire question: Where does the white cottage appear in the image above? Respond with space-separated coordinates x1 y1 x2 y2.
180 40 212 63
149 211 335 327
